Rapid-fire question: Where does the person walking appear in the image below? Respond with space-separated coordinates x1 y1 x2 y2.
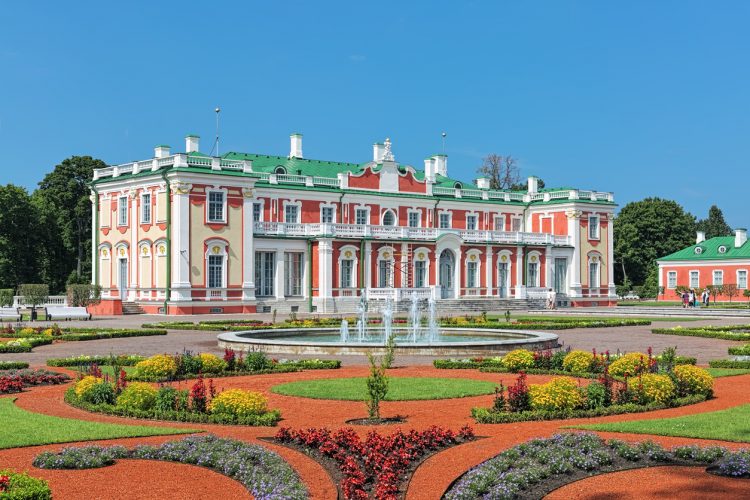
682 291 689 308
702 289 710 307
689 289 696 308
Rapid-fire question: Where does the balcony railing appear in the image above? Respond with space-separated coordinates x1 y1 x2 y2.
253 222 572 246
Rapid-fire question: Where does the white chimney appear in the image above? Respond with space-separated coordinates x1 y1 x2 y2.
154 145 170 158
476 177 490 190
528 176 539 194
185 135 200 153
433 154 448 176
696 231 706 244
735 228 747 248
373 142 385 162
424 158 435 181
289 133 303 158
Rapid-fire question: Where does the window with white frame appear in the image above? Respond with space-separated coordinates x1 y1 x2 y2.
118 196 128 226
207 191 225 222
689 271 699 288
588 215 600 239
511 218 521 232
466 214 478 230
378 260 392 287
355 208 369 225
207 255 224 289
527 257 540 287
589 261 600 289
382 210 396 226
255 251 275 297
713 270 723 286
408 211 420 228
340 259 354 288
414 260 427 287
284 252 303 296
494 215 505 231
467 261 478 288
439 212 451 229
667 271 677 289
738 270 748 289
320 205 334 223
253 202 262 222
140 193 151 224
284 203 299 223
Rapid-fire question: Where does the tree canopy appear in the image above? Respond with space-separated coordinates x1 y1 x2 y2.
696 205 732 239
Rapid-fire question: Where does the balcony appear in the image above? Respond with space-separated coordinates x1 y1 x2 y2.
253 222 572 246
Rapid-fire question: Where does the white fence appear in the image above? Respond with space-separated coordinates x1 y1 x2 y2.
12 295 68 308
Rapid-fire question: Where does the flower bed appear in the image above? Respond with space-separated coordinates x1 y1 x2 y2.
47 354 146 367
0 337 53 353
444 433 750 499
32 435 306 499
0 369 69 394
652 325 750 341
0 361 29 370
273 425 475 499
0 468 51 500
0 328 167 353
441 316 651 330
66 374 281 426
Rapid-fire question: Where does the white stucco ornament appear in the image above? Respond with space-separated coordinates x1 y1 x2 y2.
382 137 394 162
212 246 221 255
418 252 425 260
500 255 508 263
344 250 353 258
158 244 166 255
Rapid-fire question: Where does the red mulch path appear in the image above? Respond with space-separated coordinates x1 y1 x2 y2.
545 466 750 499
1 366 748 499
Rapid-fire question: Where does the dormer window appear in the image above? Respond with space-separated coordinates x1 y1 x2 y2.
718 245 727 254
694 247 703 255
274 166 287 175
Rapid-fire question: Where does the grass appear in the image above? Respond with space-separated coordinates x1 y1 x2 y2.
271 377 497 401
619 301 750 309
507 314 701 323
572 404 750 442
75 365 136 378
0 397 196 449
706 367 750 378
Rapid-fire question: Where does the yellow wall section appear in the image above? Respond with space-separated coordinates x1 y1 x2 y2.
579 219 608 287
156 191 167 222
189 202 243 287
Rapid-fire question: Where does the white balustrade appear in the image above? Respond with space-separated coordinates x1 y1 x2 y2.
12 295 68 308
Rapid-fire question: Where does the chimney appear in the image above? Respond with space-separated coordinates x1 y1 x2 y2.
735 228 747 248
433 154 448 176
696 231 706 244
424 157 435 181
476 177 490 190
289 133 303 158
154 145 171 158
527 176 539 194
185 135 200 153
373 142 385 162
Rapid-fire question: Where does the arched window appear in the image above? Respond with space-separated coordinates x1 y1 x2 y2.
205 240 229 297
382 209 396 226
413 248 431 288
339 246 358 289
527 251 541 287
377 247 395 287
588 253 601 290
274 166 287 175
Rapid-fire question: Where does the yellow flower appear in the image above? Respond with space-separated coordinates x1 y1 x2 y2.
135 354 177 378
199 353 227 373
562 350 594 373
673 365 713 395
628 373 675 404
501 349 535 371
116 382 157 410
209 389 269 417
529 376 583 411
74 376 102 398
609 352 649 377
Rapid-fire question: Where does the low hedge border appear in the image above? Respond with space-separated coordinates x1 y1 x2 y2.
65 388 282 426
652 327 750 341
434 356 696 373
728 344 750 356
708 360 750 369
47 355 146 367
58 329 167 341
471 394 708 424
127 359 340 382
0 361 30 370
446 319 652 330
0 337 53 353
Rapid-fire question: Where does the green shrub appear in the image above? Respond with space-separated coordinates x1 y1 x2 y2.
586 381 608 409
245 351 273 371
17 284 48 311
0 361 29 370
86 381 117 405
728 344 750 356
0 468 52 500
708 359 750 369
0 289 13 307
66 284 102 307
116 382 157 411
154 386 179 413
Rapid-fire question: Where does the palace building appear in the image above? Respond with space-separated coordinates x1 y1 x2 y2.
89 134 617 315
657 229 750 301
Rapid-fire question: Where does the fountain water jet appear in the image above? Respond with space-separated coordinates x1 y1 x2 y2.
340 319 349 343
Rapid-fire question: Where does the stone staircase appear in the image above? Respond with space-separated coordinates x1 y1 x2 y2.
122 301 145 315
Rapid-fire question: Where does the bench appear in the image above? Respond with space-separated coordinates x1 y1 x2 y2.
0 307 20 322
45 306 91 321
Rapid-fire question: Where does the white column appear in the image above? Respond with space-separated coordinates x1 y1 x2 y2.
90 193 97 286
318 239 333 304
242 189 255 301
129 190 138 301
170 182 192 301
606 213 616 298
275 250 285 300
567 210 582 298
485 244 493 296
544 246 552 288
400 242 409 289
364 241 372 290
515 246 525 298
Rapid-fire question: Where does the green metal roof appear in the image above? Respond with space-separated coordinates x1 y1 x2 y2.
658 236 750 262
223 152 362 178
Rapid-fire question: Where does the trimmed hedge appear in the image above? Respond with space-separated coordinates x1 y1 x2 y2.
65 388 281 426
471 394 708 424
708 360 750 369
0 337 53 353
127 359 341 382
652 327 750 341
434 356 695 373
47 355 146 367
728 344 750 356
0 361 30 370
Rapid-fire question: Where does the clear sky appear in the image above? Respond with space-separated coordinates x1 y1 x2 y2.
1 1 747 226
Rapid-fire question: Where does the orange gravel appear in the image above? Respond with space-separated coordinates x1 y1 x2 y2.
1 365 748 499
545 466 750 499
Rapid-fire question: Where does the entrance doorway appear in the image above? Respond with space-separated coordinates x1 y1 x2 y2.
439 250 455 299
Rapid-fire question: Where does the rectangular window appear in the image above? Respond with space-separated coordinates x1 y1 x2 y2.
667 271 677 289
140 193 151 224
253 202 262 222
340 259 354 288
466 215 478 230
689 271 699 288
738 271 748 289
494 216 505 231
208 192 225 222
118 196 128 226
355 208 368 225
284 252 303 296
589 263 600 288
511 218 521 232
589 215 600 239
254 252 275 297
713 270 723 286
408 211 420 228
284 204 299 223
378 260 391 288
321 206 334 223
439 213 451 229
467 261 478 288
528 262 539 287
207 255 223 288
415 260 426 288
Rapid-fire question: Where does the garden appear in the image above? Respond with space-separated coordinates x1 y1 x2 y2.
0 325 167 353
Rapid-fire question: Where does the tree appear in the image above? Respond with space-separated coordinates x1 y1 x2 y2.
696 205 732 240
36 156 104 281
365 353 389 420
0 185 41 289
614 198 696 286
18 284 48 320
477 154 520 190
32 192 70 293
743 289 750 307
724 284 739 303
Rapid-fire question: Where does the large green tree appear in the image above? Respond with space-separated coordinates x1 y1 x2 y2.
0 185 41 288
614 198 696 286
36 156 104 284
696 205 732 239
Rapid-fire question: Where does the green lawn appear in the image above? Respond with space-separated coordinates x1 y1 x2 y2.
494 315 701 323
271 377 497 401
572 404 750 442
0 397 196 449
706 367 750 378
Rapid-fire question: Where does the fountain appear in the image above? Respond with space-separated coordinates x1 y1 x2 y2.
408 293 421 343
356 293 368 342
427 296 439 344
340 319 349 343
382 298 394 346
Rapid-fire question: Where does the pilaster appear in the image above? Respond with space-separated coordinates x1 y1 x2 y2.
566 209 582 298
242 188 256 300
170 181 192 301
485 244 493 296
318 238 334 301
606 212 616 297
515 246 525 298
129 190 138 301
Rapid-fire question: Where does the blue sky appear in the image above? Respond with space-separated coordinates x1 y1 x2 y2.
1 1 748 226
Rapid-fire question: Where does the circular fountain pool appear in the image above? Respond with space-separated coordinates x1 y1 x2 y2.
217 327 559 356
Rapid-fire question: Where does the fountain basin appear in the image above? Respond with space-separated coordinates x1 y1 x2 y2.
217 327 559 356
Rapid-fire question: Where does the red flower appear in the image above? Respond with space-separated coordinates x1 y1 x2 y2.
0 474 9 492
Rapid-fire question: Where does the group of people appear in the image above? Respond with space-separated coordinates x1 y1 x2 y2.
681 288 710 308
